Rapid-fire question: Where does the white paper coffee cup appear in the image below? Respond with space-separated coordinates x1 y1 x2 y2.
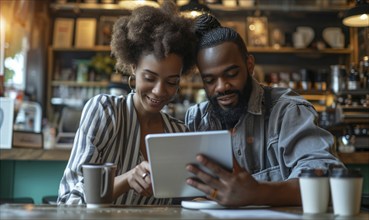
330 168 363 216
299 169 330 214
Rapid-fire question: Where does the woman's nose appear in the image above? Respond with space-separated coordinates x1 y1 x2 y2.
152 82 167 96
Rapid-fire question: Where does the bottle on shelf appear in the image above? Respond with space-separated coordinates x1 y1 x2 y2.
315 68 328 91
359 56 369 89
269 72 280 88
347 63 360 90
289 72 300 90
300 68 313 91
330 65 346 93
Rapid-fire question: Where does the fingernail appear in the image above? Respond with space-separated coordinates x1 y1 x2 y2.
196 155 204 162
186 179 193 185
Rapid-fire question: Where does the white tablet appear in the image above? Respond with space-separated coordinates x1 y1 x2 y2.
145 130 233 198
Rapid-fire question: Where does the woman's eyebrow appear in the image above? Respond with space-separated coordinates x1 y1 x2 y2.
143 69 180 78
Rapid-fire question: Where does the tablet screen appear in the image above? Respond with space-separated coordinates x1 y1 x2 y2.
145 130 232 198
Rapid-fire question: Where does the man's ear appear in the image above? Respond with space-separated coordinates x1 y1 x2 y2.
246 55 255 74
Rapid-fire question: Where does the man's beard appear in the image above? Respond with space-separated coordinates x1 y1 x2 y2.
208 77 252 129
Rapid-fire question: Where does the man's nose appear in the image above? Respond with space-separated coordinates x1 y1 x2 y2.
215 78 230 93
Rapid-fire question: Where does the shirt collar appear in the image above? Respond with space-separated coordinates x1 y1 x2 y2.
247 76 264 115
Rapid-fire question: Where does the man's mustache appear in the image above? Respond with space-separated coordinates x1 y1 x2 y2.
210 90 240 100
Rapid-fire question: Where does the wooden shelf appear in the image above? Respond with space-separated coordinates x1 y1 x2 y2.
335 90 369 96
50 2 351 13
337 152 369 165
208 4 350 13
0 148 71 161
248 47 352 54
50 2 132 12
51 46 111 52
51 81 109 87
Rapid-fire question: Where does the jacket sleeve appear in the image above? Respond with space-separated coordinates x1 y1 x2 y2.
271 100 344 179
184 105 198 132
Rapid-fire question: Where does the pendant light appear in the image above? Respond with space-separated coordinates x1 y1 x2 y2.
179 0 210 18
342 0 369 27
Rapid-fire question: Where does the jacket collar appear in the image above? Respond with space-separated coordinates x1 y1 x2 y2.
247 76 264 115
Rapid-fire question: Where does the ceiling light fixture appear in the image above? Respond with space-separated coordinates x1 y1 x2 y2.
179 0 210 18
342 0 369 27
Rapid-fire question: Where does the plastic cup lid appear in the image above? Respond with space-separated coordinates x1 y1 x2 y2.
331 168 362 178
298 168 329 177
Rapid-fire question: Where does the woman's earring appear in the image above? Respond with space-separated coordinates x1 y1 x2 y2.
128 75 136 90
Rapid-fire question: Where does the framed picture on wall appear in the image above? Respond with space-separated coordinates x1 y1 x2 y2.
75 18 97 48
53 18 74 48
246 16 269 47
98 16 119 46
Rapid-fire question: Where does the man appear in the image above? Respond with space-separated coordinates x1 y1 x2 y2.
184 14 343 207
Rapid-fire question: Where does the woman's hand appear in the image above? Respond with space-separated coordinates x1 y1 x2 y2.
127 161 153 197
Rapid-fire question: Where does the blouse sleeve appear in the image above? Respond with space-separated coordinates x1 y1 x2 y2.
57 95 118 204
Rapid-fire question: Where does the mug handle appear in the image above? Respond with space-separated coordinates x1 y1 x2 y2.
101 167 110 197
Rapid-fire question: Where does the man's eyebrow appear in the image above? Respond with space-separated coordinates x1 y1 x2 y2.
201 65 240 77
223 65 239 73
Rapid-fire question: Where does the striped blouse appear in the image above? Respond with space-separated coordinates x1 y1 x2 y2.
57 92 187 205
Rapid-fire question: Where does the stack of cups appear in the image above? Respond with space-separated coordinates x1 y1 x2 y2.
299 168 363 216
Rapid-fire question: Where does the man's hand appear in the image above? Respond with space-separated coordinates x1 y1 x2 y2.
186 154 301 207
186 154 261 207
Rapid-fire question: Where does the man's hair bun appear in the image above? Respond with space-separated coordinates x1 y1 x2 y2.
194 13 248 60
194 13 221 37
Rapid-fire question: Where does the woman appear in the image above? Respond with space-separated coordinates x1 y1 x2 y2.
57 1 197 205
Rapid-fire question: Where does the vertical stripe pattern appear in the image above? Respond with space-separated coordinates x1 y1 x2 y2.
57 92 187 205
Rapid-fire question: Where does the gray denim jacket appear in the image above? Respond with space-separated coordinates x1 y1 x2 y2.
185 77 343 181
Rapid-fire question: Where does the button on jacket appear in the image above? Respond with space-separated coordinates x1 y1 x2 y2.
185 77 343 181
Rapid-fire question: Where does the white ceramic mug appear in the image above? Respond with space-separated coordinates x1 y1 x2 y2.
299 169 330 214
293 32 305 48
330 168 363 216
82 163 117 208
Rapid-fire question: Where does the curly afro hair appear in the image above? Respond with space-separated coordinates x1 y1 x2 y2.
111 1 197 76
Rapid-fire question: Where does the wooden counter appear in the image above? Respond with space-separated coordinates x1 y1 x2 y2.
0 148 71 161
1 148 368 164
337 152 369 165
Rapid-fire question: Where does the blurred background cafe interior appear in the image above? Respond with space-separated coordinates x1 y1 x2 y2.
0 0 368 205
